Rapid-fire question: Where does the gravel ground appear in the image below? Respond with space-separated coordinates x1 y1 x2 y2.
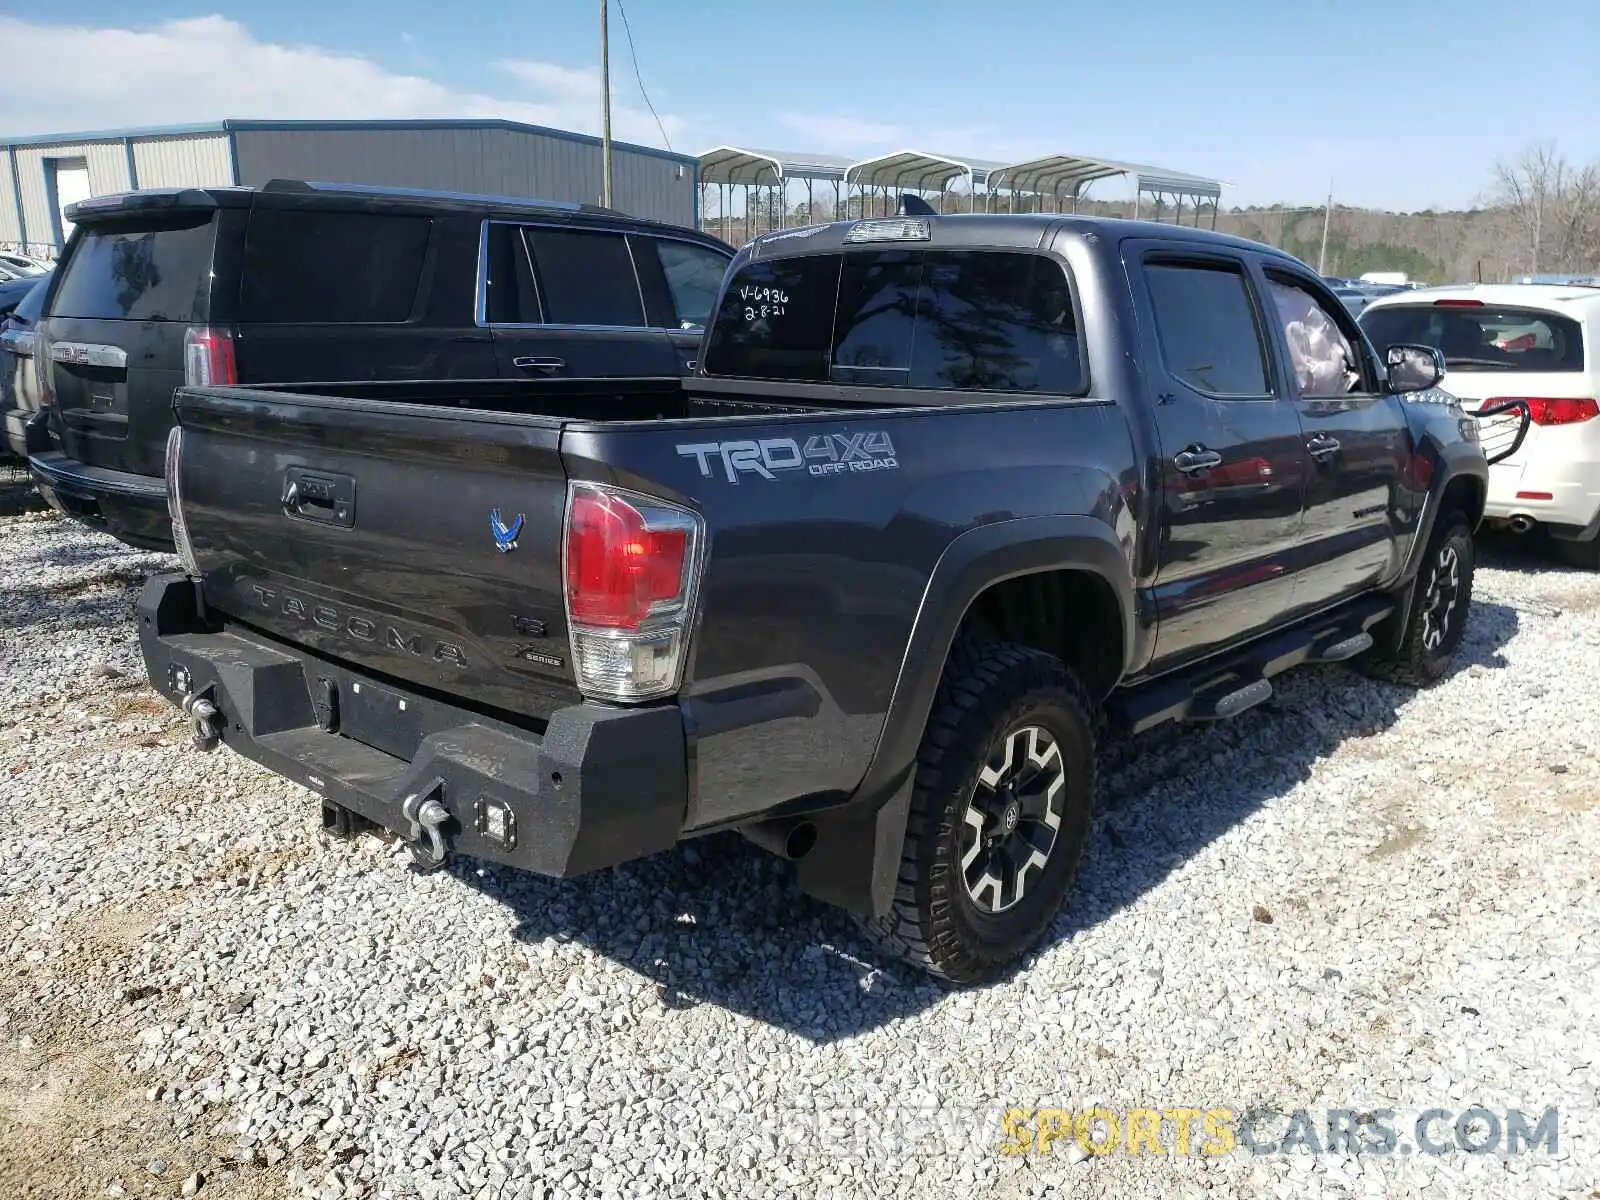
1 509 1596 1200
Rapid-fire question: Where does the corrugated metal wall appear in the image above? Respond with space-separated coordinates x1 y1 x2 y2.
0 153 21 250
1 140 129 252
131 134 233 189
234 126 696 227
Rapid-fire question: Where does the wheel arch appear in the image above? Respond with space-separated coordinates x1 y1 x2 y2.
795 515 1135 918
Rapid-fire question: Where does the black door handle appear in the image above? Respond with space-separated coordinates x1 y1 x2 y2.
512 356 566 374
1307 434 1341 460
1173 447 1224 474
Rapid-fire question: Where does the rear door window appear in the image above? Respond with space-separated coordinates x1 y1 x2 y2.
48 217 216 322
702 248 1085 394
654 239 730 329
240 210 430 324
1142 261 1271 397
1360 303 1585 373
526 229 645 327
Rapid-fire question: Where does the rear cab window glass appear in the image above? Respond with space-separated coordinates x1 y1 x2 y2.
703 248 1085 395
832 250 920 381
527 229 645 327
655 240 729 328
1143 261 1270 397
241 210 430 324
1361 303 1585 373
49 217 216 322
703 255 842 380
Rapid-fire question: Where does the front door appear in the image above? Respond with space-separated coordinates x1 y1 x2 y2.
487 224 677 379
1256 266 1408 613
1127 247 1309 669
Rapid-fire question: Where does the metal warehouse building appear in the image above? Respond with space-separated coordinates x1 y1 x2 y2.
0 118 700 257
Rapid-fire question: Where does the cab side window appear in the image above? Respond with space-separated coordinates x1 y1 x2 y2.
1263 274 1368 397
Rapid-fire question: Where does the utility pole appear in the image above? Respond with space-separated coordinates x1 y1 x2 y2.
1317 179 1333 275
600 0 613 208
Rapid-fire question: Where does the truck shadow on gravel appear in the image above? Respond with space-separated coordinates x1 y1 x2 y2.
0 463 46 518
455 598 1521 1040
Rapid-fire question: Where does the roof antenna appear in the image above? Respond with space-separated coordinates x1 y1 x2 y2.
898 194 937 217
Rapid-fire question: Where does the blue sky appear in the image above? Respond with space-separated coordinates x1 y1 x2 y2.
3 1 1597 210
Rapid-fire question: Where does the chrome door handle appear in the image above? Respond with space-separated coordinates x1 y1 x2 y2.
1307 435 1341 460
1173 447 1223 474
512 356 566 373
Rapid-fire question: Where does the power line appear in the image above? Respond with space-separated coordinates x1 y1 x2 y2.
613 0 673 153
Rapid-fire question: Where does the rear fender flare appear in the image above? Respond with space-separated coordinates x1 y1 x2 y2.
796 515 1135 917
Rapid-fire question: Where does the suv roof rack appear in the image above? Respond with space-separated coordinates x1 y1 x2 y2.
259 178 624 216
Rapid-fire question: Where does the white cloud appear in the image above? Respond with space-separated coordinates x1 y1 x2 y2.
0 15 685 147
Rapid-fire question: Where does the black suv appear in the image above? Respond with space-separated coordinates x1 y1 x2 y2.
27 180 733 550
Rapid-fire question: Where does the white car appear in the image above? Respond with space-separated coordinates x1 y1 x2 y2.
0 252 51 278
1361 283 1600 569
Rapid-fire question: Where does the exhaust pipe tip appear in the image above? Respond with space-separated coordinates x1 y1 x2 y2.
1508 514 1536 534
739 818 819 861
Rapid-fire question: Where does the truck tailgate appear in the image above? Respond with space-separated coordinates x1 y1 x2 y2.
173 386 580 720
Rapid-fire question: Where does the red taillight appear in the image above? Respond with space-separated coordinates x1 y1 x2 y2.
183 326 237 386
1433 299 1484 308
562 482 703 703
1489 396 1600 426
566 489 689 630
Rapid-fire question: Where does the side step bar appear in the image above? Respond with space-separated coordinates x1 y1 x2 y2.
1109 595 1392 735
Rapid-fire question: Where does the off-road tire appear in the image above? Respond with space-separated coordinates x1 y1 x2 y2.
1361 513 1474 687
858 641 1096 985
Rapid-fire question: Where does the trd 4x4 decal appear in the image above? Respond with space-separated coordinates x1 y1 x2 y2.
676 432 899 483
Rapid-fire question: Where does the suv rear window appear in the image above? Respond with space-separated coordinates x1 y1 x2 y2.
1361 303 1585 373
241 211 431 324
702 249 1084 394
49 217 216 322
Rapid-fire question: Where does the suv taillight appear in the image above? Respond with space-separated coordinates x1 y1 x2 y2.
164 426 200 577
183 326 237 386
563 481 704 702
1488 396 1599 426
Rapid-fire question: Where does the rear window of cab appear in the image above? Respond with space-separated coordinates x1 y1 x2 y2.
703 248 1085 396
1361 303 1586 373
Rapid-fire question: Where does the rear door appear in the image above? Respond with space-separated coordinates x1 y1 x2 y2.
486 223 677 379
1123 243 1310 667
233 205 497 383
42 205 222 477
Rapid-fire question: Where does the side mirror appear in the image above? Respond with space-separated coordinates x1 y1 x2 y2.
1385 343 1446 393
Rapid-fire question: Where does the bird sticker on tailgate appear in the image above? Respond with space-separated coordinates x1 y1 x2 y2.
490 509 525 553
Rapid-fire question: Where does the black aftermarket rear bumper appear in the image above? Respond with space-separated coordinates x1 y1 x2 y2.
137 574 689 878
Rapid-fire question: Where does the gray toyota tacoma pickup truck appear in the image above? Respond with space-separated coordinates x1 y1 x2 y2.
138 213 1520 983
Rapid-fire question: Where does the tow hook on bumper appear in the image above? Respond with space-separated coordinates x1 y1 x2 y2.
170 665 221 751
401 783 453 872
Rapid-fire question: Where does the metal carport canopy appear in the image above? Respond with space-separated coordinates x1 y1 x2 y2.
843 149 973 192
696 146 784 186
986 154 1223 200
